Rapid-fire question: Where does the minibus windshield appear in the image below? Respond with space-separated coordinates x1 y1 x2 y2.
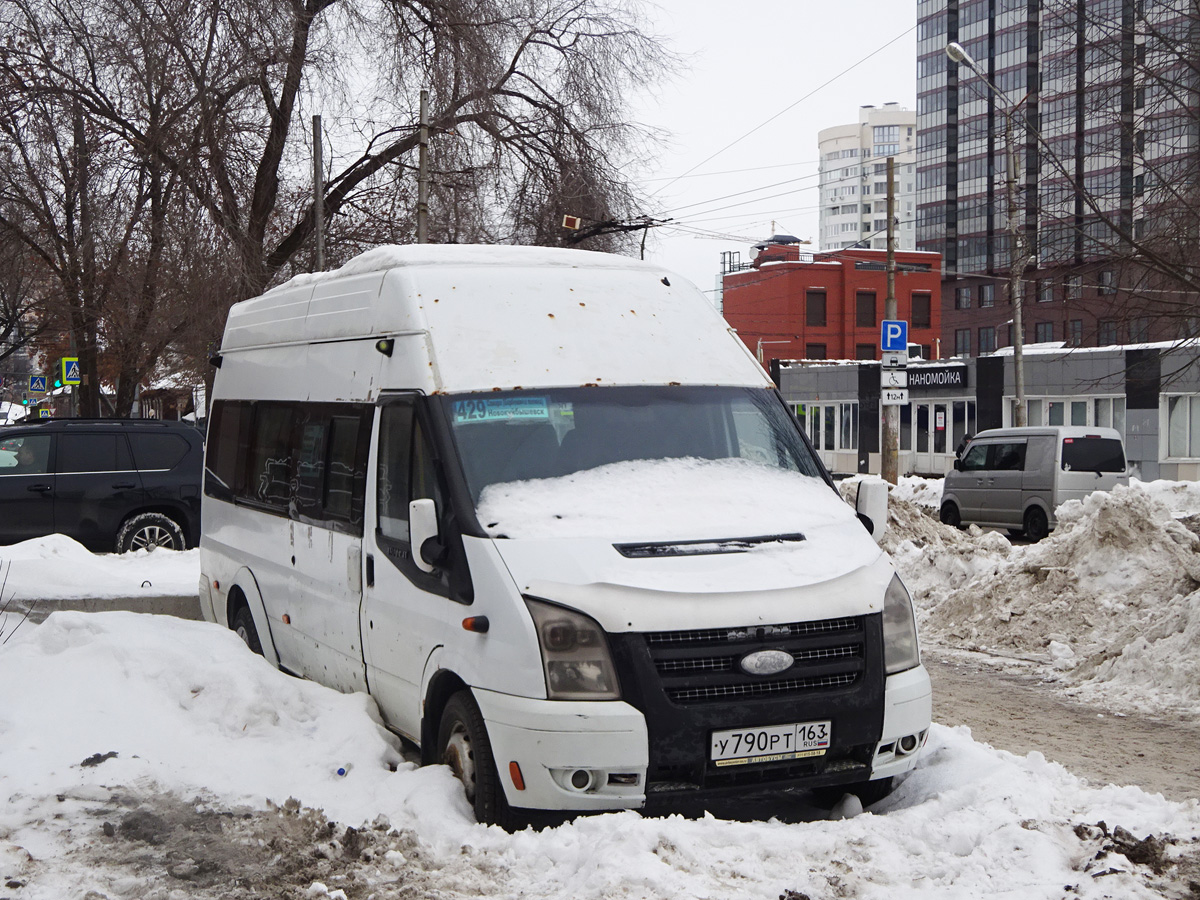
441 386 824 502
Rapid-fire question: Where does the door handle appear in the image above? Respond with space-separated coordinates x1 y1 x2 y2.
111 481 136 489
365 553 375 588
27 484 52 493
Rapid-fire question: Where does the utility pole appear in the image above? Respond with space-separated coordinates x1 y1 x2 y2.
417 90 430 244
881 157 900 485
1004 108 1028 426
947 41 1028 427
313 114 325 271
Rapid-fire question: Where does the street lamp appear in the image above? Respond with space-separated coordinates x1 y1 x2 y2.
756 339 791 366
946 41 1030 426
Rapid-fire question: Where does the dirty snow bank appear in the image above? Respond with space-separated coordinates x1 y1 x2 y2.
1 612 1198 900
866 478 1200 718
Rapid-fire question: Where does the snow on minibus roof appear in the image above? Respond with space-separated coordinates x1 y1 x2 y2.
222 244 772 394
273 244 654 292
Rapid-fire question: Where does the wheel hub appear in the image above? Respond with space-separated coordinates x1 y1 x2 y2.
442 724 477 801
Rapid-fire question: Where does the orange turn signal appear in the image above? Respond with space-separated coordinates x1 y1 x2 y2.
282 613 291 625
462 616 490 633
509 761 525 791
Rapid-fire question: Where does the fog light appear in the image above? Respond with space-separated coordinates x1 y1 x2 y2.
569 769 594 791
898 733 919 755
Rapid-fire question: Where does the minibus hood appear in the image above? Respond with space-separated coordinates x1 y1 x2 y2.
488 519 891 633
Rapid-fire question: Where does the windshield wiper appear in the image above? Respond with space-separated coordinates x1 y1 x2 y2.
614 533 806 558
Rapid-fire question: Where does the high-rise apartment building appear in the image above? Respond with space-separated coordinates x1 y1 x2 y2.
818 103 918 251
916 0 1198 355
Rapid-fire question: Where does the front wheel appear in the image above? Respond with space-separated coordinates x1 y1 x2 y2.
117 512 186 553
1023 506 1050 543
438 691 518 829
939 501 962 528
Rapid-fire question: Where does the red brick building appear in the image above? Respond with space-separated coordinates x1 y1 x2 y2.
721 237 943 367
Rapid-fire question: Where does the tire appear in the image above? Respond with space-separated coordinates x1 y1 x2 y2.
231 605 263 655
1023 506 1050 543
939 501 962 528
438 691 518 829
1007 528 1026 539
812 776 895 810
116 512 186 553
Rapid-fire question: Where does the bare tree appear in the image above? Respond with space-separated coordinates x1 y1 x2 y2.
0 0 669 413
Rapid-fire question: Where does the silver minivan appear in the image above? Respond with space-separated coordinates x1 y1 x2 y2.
939 426 1128 541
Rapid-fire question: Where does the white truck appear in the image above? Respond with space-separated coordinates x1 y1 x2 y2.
198 244 930 827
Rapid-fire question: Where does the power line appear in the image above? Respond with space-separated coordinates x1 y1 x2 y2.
641 161 818 182
651 24 918 198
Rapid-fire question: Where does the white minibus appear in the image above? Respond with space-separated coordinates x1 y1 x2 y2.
198 244 930 827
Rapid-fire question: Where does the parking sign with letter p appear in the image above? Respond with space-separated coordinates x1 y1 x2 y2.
881 320 908 353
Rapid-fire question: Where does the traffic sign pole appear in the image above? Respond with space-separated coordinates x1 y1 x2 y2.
881 158 900 486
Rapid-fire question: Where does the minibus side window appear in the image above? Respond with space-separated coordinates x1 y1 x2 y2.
204 400 251 501
247 402 294 511
376 399 452 593
325 413 371 527
377 402 415 542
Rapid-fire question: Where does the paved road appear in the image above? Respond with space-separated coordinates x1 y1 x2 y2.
926 648 1200 802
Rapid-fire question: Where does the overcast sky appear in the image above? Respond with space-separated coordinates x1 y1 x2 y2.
631 1 918 299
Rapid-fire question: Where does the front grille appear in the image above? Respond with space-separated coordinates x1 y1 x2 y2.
645 616 859 647
643 615 867 706
666 671 858 704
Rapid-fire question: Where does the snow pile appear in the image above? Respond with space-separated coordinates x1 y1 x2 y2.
1 612 1198 900
914 483 1200 715
839 477 1012 604
0 535 199 603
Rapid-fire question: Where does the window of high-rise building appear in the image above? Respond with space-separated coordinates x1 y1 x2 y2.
1035 322 1054 342
955 287 972 310
979 284 995 308
954 329 971 357
979 326 997 353
1068 320 1083 346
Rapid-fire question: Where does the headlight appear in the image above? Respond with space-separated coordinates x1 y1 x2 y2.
524 597 620 700
883 574 920 675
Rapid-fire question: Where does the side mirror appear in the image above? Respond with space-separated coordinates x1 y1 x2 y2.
855 478 888 544
408 498 442 573
953 459 963 471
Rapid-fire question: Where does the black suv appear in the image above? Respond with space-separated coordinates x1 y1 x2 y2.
0 419 203 553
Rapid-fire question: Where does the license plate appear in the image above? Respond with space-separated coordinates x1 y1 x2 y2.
710 720 831 767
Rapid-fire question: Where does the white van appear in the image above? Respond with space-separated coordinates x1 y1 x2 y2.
940 425 1128 540
198 245 930 827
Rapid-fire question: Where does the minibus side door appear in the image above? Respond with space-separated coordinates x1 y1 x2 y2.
287 406 372 695
361 397 454 742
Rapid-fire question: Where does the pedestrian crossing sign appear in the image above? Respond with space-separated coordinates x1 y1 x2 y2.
28 375 46 393
61 357 81 385
39 409 51 418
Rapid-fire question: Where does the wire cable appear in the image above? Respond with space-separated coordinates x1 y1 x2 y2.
650 24 918 197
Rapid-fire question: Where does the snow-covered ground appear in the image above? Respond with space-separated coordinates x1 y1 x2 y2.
2 478 1199 898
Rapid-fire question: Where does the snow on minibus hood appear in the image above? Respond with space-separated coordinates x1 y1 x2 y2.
477 458 889 631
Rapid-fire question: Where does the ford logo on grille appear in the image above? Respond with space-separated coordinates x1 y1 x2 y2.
739 649 795 676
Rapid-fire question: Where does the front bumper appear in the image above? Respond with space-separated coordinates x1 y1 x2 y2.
472 688 648 811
